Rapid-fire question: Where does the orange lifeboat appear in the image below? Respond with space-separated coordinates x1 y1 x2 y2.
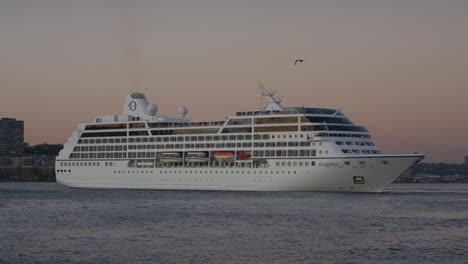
214 152 235 162
237 153 251 159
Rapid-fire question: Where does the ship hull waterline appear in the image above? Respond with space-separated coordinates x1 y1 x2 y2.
56 155 423 193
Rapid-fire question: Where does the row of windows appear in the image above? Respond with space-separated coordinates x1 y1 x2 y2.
276 161 316 166
74 145 128 152
342 149 380 154
317 133 371 139
78 133 372 145
302 116 353 125
151 128 220 135
301 125 368 133
77 133 315 145
85 123 127 130
253 150 317 157
69 153 131 159
59 161 115 167
81 132 127 138
69 149 319 159
73 141 315 151
335 141 375 146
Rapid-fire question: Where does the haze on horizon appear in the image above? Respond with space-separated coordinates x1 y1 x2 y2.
1 0 467 163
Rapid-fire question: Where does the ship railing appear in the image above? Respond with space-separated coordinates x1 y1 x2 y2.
236 109 298 117
148 121 225 128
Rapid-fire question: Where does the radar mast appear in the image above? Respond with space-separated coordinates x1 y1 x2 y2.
258 81 284 111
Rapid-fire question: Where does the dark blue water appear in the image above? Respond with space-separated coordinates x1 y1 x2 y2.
0 183 467 264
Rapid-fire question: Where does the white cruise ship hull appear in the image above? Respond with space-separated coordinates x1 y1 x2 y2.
56 155 423 192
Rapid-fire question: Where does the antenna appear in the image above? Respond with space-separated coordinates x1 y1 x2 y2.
257 80 265 92
257 81 284 111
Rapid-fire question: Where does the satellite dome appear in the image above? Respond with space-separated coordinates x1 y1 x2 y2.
147 104 158 115
178 106 188 118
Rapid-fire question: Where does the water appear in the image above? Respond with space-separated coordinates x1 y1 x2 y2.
0 183 467 264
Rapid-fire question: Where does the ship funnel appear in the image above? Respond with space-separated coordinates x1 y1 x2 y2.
123 92 150 117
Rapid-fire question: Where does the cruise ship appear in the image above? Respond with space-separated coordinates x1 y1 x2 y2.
55 87 424 192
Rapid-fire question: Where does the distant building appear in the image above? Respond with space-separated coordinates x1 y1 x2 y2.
0 118 24 156
465 156 468 166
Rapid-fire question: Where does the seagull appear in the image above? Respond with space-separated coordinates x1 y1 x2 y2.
294 59 304 65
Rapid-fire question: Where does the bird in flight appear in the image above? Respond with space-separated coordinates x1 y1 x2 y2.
294 59 304 65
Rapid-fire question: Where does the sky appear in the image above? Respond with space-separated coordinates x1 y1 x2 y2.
1 0 467 163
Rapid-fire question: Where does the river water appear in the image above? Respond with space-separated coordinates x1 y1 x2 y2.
0 183 467 264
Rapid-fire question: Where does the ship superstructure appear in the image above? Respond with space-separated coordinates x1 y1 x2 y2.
56 89 424 192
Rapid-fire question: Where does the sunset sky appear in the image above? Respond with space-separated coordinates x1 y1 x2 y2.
1 0 467 163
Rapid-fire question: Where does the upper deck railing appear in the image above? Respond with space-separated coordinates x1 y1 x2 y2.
147 121 225 129
236 107 344 117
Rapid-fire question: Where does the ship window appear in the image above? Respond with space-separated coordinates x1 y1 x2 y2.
311 150 316 156
221 135 228 140
129 123 145 129
277 142 287 147
229 135 236 140
253 150 264 157
311 161 315 166
245 135 252 140
305 161 309 166
237 135 244 140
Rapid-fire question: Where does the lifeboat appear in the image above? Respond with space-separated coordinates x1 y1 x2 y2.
214 152 235 162
237 153 251 159
160 152 182 163
185 152 209 163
